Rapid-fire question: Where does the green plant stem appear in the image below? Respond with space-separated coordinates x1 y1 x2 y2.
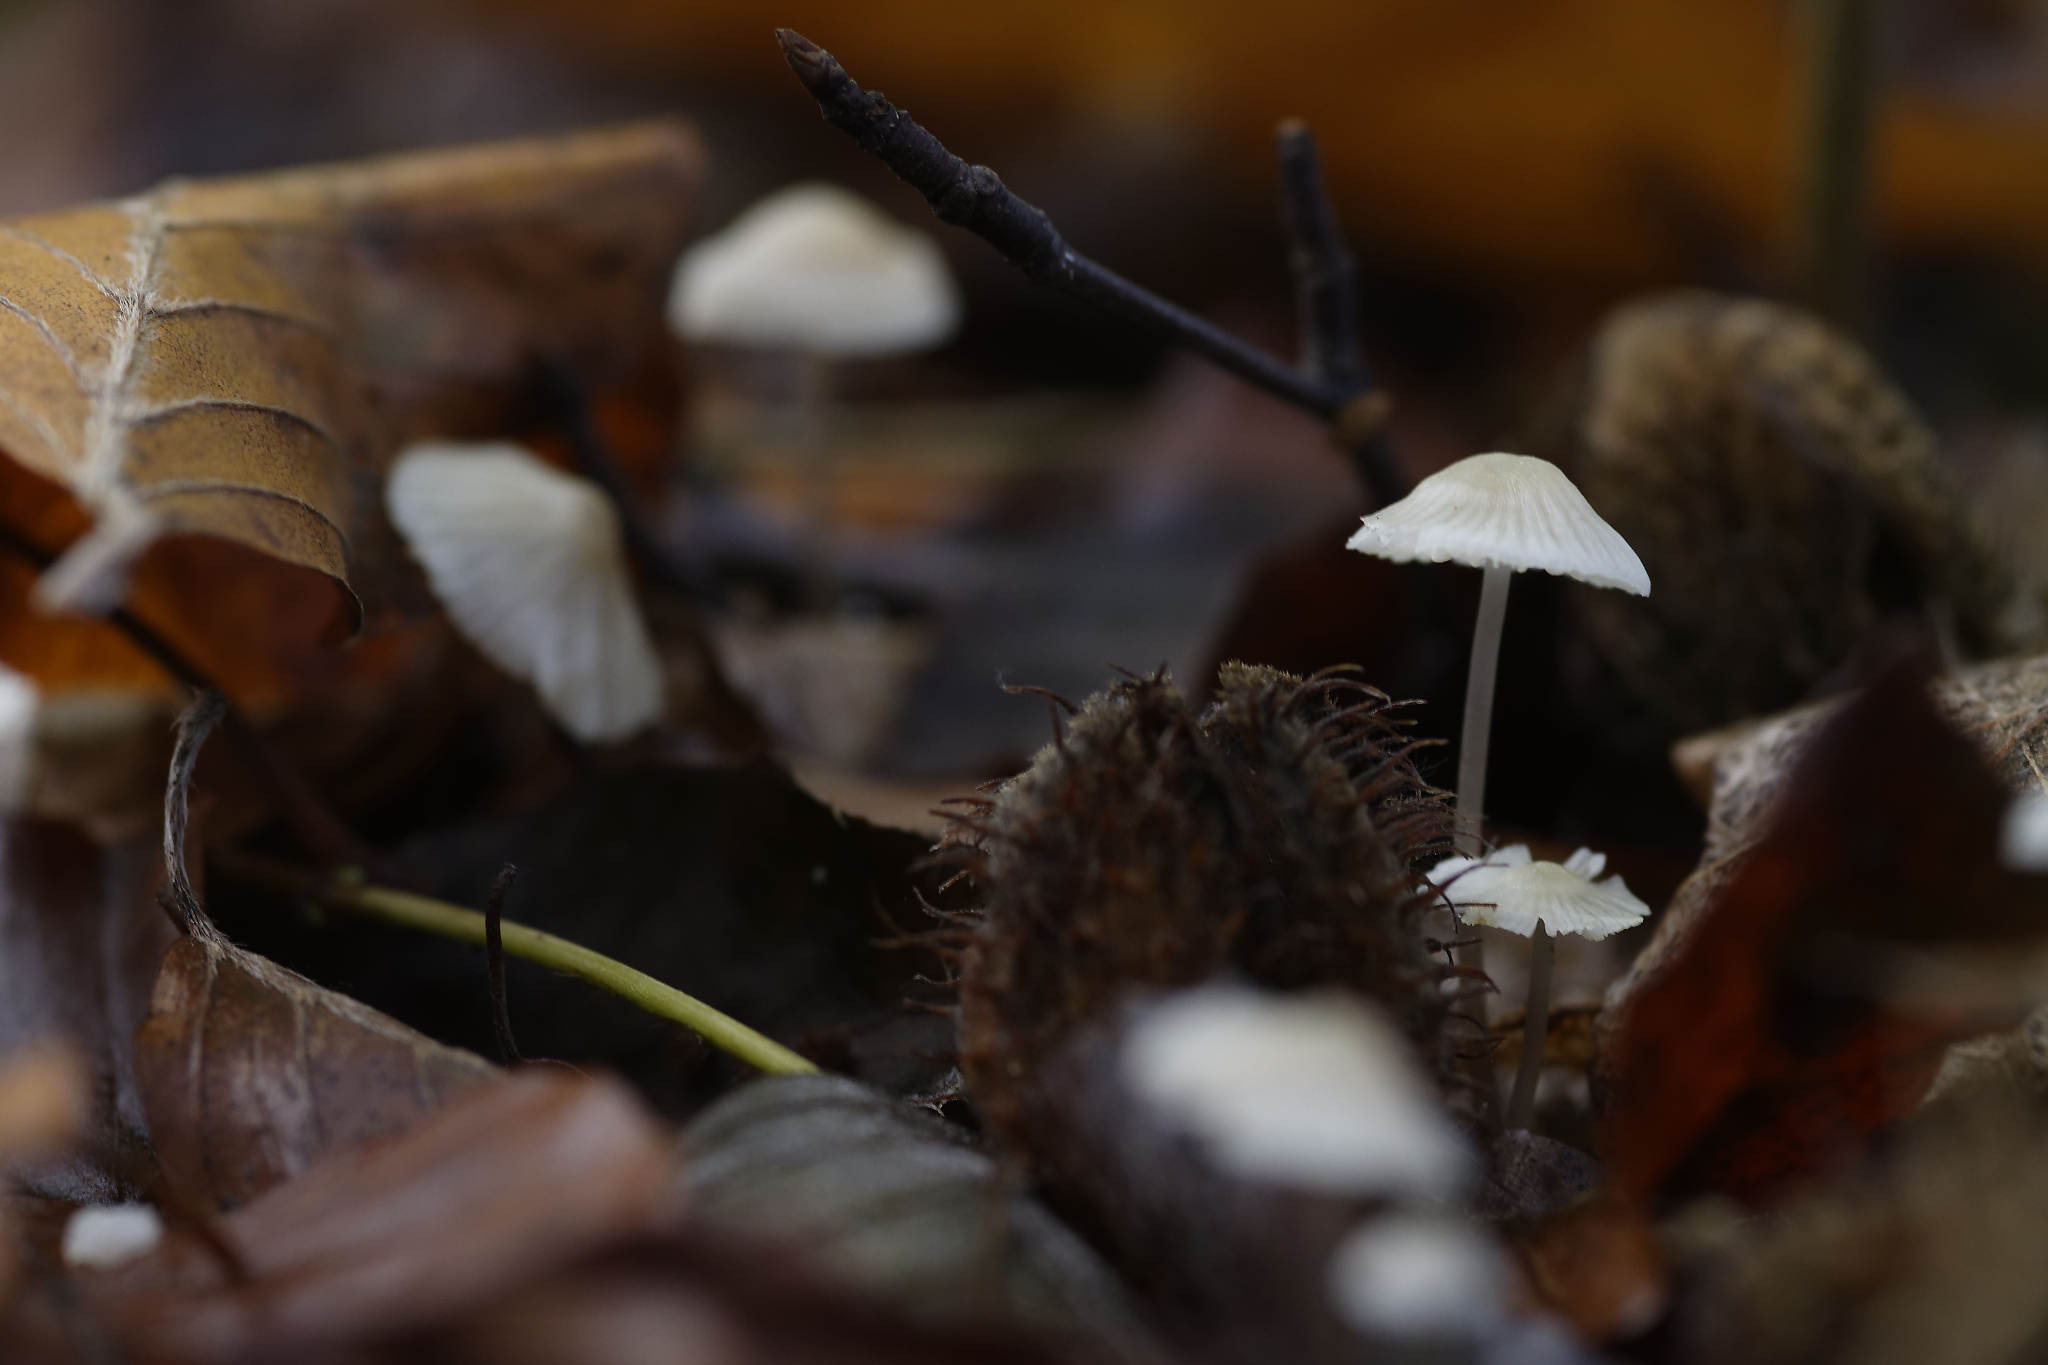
226 854 819 1077
1504 919 1553 1130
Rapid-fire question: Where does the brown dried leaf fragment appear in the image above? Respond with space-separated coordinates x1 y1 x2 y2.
1598 656 2048 1207
0 119 702 698
135 690 494 1211
133 936 498 1211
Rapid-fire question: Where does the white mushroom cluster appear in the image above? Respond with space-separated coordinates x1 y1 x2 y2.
1347 449 1654 1128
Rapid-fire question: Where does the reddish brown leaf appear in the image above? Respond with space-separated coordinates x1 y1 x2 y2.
1597 655 2048 1206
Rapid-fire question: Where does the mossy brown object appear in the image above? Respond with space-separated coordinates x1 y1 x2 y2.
945 663 1462 1169
1548 291 2027 736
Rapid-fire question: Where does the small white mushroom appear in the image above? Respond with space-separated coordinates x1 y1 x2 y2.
1346 452 1648 858
61 1202 163 1269
668 182 960 359
1429 843 1650 1128
0 664 36 809
1426 844 1650 941
668 184 961 611
386 443 663 743
2001 789 2048 871
1120 985 1471 1201
1325 1213 1508 1343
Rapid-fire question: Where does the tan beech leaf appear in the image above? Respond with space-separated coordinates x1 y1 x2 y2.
1672 650 2048 862
133 936 499 1211
0 119 702 703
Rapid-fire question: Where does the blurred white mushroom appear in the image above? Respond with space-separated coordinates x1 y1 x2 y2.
61 1202 163 1269
386 443 662 742
669 182 959 358
667 183 960 615
2001 789 2048 871
1120 984 1472 1200
0 664 36 809
1326 1213 1508 1343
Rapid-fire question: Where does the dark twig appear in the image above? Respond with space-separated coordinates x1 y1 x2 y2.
534 359 702 602
776 28 1406 507
1275 122 1401 503
0 521 371 870
484 863 522 1064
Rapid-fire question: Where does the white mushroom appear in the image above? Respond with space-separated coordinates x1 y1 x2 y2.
1346 452 1648 860
1349 453 1647 1128
1425 844 1650 941
0 664 36 809
1428 842 1650 1128
386 443 663 743
2001 789 2048 872
667 183 960 611
61 1202 163 1270
1325 1213 1508 1343
668 182 959 358
1120 984 1472 1201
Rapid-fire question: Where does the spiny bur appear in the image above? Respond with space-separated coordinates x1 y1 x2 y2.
944 662 1467 1172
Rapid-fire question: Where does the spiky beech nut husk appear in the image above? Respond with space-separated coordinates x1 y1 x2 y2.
1539 290 2025 736
945 663 1462 1175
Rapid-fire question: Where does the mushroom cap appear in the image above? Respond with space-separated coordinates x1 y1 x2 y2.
668 183 960 358
1346 451 1651 595
61 1203 163 1270
2002 790 2048 871
0 664 35 808
1325 1214 1508 1342
1425 844 1650 940
386 443 663 742
1120 985 1472 1200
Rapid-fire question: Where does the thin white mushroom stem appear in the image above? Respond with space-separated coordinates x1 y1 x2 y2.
1455 564 1512 858
1504 919 1553 1130
794 346 837 606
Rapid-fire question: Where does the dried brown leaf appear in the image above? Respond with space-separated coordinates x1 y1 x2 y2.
0 119 702 701
136 690 495 1211
133 935 498 1211
1599 658 2048 1207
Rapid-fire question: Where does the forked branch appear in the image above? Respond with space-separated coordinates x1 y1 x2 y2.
777 28 1405 506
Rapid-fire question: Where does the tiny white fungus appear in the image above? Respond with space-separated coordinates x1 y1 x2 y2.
386 443 663 742
61 1202 163 1269
2001 790 2048 872
1121 985 1470 1200
668 183 959 358
0 664 37 808
1326 1214 1508 1341
1426 843 1650 941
